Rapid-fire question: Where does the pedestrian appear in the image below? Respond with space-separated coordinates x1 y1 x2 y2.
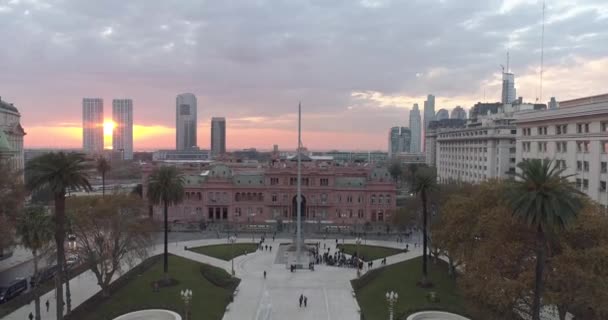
304 296 308 307
263 270 267 279
265 245 268 251
45 300 50 312
299 294 304 307
269 245 272 252
29 312 34 320
406 244 409 251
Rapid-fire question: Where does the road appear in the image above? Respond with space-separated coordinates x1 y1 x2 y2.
0 231 215 288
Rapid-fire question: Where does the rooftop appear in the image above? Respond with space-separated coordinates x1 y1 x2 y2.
0 97 20 114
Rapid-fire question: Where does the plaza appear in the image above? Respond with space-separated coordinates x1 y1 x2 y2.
2 237 420 320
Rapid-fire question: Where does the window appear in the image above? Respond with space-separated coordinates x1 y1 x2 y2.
320 178 329 186
583 161 589 172
577 123 590 133
290 177 297 185
577 161 582 171
602 122 608 132
537 142 547 152
357 209 364 218
371 194 376 204
522 128 532 136
601 181 607 192
576 179 582 188
602 162 607 173
302 178 309 186
272 193 277 202
386 194 391 205
556 124 567 135
270 177 279 185
523 142 531 152
347 195 353 203
577 141 590 153
602 141 608 153
537 126 547 135
321 193 328 204
583 179 589 190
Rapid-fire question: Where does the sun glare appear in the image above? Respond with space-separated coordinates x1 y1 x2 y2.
103 120 115 136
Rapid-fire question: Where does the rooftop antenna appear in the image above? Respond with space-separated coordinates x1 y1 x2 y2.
539 0 546 102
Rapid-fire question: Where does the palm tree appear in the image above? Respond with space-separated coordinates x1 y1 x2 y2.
96 157 111 197
16 206 53 320
508 159 583 320
412 166 437 287
26 152 91 320
146 166 184 282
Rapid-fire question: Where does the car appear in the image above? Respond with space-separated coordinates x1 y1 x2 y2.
0 278 28 304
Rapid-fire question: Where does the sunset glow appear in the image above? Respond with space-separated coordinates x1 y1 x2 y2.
103 120 115 148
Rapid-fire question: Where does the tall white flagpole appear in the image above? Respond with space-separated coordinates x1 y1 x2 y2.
296 102 302 265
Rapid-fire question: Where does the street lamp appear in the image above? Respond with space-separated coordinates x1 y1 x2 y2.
229 235 236 276
180 289 193 320
355 237 362 277
386 291 398 320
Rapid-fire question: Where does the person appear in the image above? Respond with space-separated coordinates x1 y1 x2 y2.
406 244 409 251
45 300 50 312
269 245 272 252
28 312 34 320
263 270 267 279
304 296 308 307
299 294 304 307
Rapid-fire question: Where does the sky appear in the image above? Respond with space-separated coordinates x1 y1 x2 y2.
1 0 608 151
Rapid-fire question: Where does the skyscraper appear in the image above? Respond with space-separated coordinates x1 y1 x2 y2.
409 104 421 153
450 106 467 120
436 108 449 121
423 94 436 152
176 93 197 150
548 97 559 109
211 117 226 157
82 98 104 155
388 127 411 158
112 99 133 160
501 72 516 104
423 94 436 128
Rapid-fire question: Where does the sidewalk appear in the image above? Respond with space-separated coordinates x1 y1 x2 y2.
0 245 33 273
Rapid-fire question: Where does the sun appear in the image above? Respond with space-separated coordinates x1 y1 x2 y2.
103 120 115 136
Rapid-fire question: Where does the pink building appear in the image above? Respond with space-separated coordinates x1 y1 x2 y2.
143 159 397 227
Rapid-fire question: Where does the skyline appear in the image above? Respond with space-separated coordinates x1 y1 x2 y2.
2 0 608 150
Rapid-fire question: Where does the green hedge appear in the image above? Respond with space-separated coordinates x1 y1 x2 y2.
199 264 240 291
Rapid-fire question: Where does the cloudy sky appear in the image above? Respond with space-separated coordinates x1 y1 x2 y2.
1 0 607 151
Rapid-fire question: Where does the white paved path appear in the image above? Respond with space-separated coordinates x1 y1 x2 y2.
2 237 421 320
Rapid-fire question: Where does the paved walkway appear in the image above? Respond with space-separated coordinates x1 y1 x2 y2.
3 237 420 320
0 246 33 273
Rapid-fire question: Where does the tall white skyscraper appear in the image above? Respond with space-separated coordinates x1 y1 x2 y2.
176 93 197 150
211 117 226 157
423 94 436 152
112 99 133 160
436 108 449 121
409 103 421 153
501 72 516 104
82 98 104 154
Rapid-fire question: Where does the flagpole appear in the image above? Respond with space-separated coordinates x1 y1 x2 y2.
296 102 302 265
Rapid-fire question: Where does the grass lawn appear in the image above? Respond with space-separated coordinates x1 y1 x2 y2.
188 243 258 261
71 255 236 320
338 244 404 261
353 256 466 319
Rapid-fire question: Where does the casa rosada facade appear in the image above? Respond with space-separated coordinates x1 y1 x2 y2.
142 161 397 225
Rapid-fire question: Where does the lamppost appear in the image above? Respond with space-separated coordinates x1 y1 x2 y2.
355 237 362 277
386 291 398 320
181 289 193 320
229 235 236 275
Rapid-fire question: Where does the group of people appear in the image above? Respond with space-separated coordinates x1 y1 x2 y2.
298 294 309 308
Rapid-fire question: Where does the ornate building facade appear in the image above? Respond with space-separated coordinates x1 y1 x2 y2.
0 97 26 173
142 160 397 226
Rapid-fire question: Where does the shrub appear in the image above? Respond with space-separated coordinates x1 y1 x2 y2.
199 264 240 291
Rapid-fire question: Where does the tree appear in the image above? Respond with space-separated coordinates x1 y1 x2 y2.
68 194 152 296
507 159 584 320
146 166 184 282
412 166 437 287
0 160 25 257
26 152 92 320
16 206 53 320
388 161 403 184
96 157 111 197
